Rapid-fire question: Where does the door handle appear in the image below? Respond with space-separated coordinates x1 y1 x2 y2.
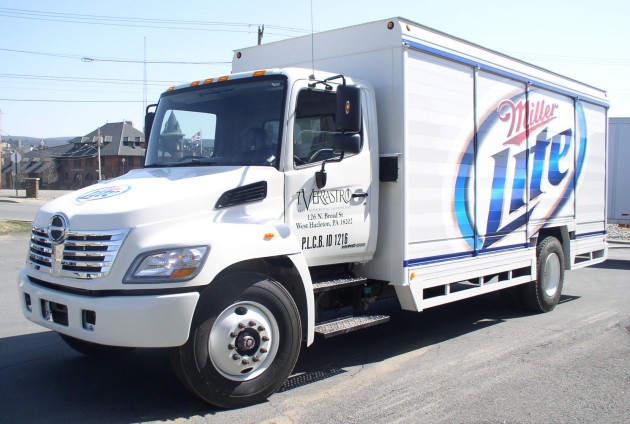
352 192 368 199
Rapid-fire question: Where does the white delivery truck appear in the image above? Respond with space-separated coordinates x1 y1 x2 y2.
18 18 608 408
608 117 630 225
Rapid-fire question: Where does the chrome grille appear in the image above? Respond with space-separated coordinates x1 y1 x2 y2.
29 226 129 279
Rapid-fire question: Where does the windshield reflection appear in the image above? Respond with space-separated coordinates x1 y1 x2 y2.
145 77 286 168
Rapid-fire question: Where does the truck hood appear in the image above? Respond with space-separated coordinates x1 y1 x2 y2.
34 166 282 230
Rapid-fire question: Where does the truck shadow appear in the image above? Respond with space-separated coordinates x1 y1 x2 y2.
591 259 630 271
0 292 579 423
283 292 579 392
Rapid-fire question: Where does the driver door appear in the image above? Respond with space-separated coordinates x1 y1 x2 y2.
284 82 373 266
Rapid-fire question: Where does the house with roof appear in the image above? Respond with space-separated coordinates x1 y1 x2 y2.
52 121 146 189
2 121 146 190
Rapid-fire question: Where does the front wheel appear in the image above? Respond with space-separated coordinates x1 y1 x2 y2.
521 236 565 313
171 273 302 408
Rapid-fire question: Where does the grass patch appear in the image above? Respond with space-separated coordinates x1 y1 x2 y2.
0 220 32 235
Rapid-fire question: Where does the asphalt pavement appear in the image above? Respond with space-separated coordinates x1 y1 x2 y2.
1 229 629 423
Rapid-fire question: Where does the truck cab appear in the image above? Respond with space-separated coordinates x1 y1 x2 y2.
19 68 382 408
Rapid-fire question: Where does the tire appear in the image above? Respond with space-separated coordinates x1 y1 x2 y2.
171 273 302 408
521 236 565 313
59 334 135 359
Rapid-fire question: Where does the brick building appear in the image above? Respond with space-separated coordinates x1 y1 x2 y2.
52 121 145 189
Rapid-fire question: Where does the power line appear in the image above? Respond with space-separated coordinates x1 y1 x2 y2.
0 7 310 36
0 47 230 65
0 99 149 103
0 72 185 86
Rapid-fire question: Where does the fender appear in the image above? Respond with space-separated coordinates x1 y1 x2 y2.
202 220 315 345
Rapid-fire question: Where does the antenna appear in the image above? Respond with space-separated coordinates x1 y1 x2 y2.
310 0 315 79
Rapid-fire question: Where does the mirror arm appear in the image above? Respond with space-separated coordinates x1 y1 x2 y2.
315 152 345 189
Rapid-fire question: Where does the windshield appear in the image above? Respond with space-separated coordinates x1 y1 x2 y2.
145 76 286 168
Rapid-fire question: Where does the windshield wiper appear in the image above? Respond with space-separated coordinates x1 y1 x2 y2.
146 157 219 168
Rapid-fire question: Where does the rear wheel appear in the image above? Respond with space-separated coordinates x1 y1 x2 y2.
521 236 565 312
171 273 301 408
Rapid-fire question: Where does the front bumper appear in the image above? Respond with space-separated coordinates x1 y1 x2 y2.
18 269 199 348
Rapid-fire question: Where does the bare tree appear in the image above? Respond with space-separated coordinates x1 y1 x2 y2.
40 159 59 189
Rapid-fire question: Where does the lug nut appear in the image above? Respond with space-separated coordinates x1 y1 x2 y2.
241 359 250 365
258 326 265 332
230 331 238 338
260 347 268 353
238 323 246 329
252 356 260 362
262 336 270 342
228 343 235 350
232 354 240 360
249 321 257 327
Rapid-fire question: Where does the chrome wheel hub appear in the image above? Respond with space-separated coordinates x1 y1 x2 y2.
542 253 561 297
209 301 279 381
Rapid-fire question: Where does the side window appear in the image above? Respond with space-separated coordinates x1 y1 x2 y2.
293 89 340 166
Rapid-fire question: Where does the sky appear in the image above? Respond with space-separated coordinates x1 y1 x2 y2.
1 0 629 139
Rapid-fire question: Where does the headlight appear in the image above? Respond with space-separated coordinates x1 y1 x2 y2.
124 246 209 283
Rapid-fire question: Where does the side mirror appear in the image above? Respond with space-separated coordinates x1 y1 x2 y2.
336 85 361 133
333 133 361 155
315 134 361 189
144 104 157 143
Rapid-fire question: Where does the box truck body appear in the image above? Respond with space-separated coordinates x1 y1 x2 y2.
608 117 630 225
18 18 608 408
233 17 608 310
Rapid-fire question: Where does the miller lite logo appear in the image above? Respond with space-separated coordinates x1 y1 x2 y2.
455 91 587 251
76 185 131 202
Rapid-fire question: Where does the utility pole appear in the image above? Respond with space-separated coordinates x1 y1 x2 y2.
0 108 3 189
143 37 147 117
258 25 264 45
97 127 102 181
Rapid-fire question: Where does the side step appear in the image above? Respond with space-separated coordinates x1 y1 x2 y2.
312 276 367 293
314 315 390 338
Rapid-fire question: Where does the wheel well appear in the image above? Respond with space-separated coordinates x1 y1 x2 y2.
211 257 309 341
538 226 570 268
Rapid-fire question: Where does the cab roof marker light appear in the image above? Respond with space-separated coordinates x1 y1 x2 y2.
204 78 214 84
218 75 229 82
191 81 200 87
253 70 266 77
167 86 175 91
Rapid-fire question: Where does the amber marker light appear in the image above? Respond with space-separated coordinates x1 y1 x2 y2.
204 78 214 84
253 70 266 77
264 233 275 241
387 21 395 30
218 75 229 82
170 268 196 279
410 272 416 281
191 81 200 87
167 86 175 91
236 52 242 59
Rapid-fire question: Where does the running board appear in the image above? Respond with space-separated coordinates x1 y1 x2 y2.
314 315 390 338
312 276 367 293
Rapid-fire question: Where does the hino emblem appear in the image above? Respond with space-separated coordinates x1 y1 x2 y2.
47 214 69 245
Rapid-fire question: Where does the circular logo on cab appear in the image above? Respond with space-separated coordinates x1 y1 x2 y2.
76 185 131 202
